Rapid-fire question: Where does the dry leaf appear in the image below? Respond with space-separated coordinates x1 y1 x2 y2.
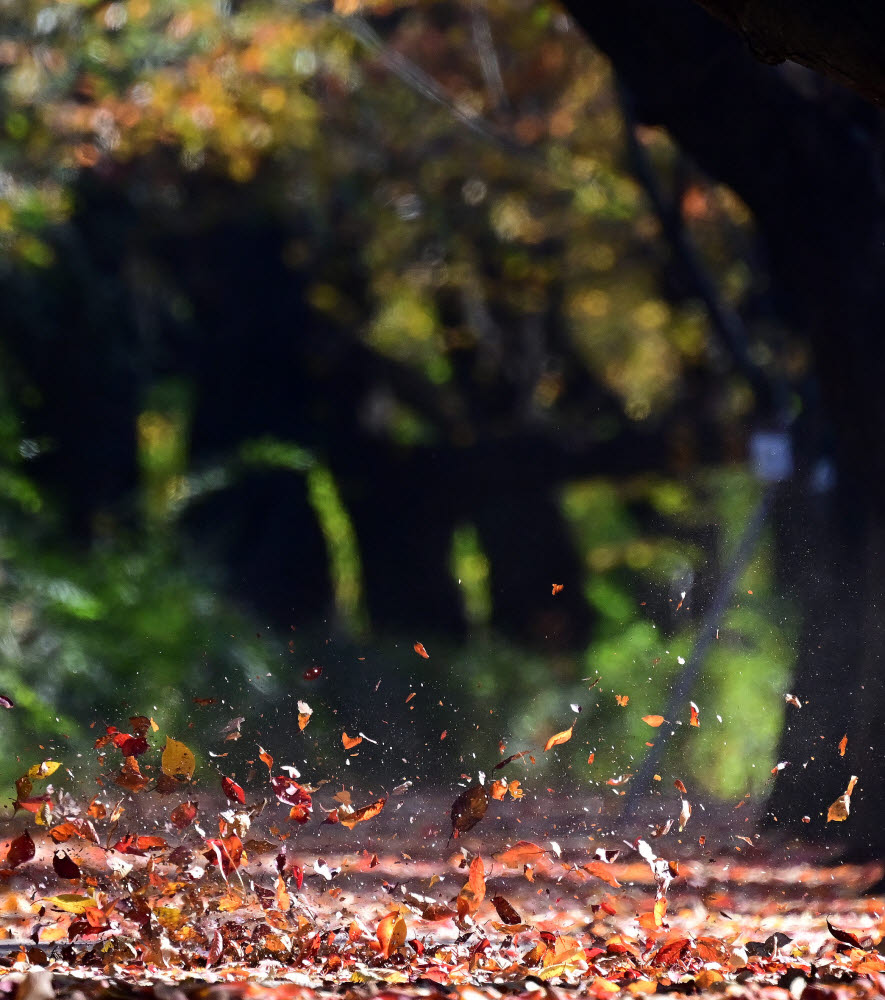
544 723 574 751
342 732 363 750
827 774 858 822
642 715 665 727
456 855 485 919
339 797 386 829
161 738 196 781
450 784 489 838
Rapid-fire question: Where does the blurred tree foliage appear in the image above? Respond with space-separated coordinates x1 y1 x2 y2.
0 0 800 798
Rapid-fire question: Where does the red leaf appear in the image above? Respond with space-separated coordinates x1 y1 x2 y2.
170 801 198 830
414 642 429 659
221 776 245 804
6 830 35 868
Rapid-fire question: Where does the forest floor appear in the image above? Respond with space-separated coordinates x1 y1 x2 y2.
1 792 883 1000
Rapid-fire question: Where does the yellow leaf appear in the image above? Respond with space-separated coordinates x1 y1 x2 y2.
28 761 61 780
43 894 98 914
161 737 195 781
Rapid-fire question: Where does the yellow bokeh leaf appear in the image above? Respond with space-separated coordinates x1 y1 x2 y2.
161 737 196 781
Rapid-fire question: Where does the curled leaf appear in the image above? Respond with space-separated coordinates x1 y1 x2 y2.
544 723 574 752
827 775 858 822
339 797 386 829
221 776 246 804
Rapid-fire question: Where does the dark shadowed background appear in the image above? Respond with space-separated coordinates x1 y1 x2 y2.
0 0 883 865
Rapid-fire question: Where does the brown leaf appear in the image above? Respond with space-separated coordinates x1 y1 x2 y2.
827 775 858 822
491 894 522 925
827 919 868 950
450 784 489 839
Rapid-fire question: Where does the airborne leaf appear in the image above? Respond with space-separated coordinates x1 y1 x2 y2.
162 737 196 781
450 784 489 838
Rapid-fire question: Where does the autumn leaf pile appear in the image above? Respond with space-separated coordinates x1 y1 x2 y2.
0 708 882 1000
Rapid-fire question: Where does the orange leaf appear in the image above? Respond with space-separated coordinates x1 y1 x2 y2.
583 861 621 888
339 797 386 829
489 779 508 801
689 701 700 727
258 746 274 772
297 700 312 731
551 583 564 595
413 642 429 659
838 733 848 757
456 855 485 919
615 694 629 707
342 732 362 750
544 723 574 751
642 715 665 728
376 911 407 957
493 840 546 868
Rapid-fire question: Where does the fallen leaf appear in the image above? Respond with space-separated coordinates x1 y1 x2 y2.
785 694 802 708
551 583 564 595
414 642 429 659
827 919 867 949
450 784 489 838
839 734 848 757
377 911 408 957
642 715 665 727
615 694 629 707
689 701 700 727
342 732 363 750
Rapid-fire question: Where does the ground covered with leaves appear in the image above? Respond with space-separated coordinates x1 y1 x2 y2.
0 712 883 1000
